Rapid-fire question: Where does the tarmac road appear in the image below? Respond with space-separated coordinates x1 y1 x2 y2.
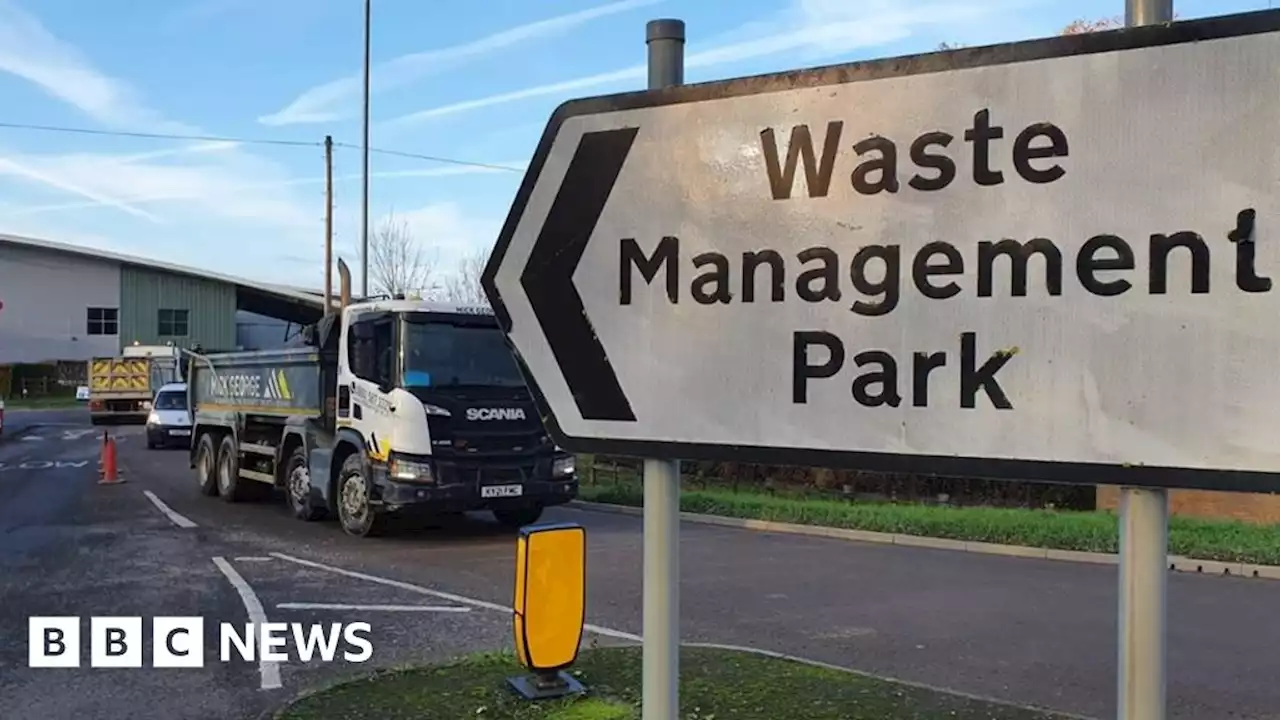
0 423 521 720
117 439 1280 720
4 423 1279 720
0 406 91 440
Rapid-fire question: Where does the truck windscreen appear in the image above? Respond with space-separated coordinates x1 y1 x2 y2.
400 320 525 389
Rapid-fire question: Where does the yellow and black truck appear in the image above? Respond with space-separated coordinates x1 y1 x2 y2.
88 345 182 424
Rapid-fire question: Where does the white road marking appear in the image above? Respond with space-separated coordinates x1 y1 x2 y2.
270 552 1093 719
212 556 283 691
269 552 639 641
20 435 41 441
276 603 471 613
62 429 97 441
142 490 198 528
235 556 273 562
0 460 90 471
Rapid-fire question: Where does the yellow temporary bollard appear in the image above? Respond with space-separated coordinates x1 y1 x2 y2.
507 522 588 700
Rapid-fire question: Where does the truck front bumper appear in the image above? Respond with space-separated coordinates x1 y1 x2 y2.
371 453 578 514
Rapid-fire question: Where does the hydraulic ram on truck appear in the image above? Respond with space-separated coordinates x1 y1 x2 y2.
185 265 577 537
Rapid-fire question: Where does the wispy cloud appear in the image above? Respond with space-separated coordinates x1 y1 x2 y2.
380 0 1046 130
0 155 161 222
257 0 665 127
0 0 184 131
2 161 525 217
0 0 321 250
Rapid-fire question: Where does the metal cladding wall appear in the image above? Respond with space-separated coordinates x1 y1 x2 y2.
0 243 122 364
119 265 236 350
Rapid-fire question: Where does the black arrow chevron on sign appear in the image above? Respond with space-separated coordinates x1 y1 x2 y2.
520 127 639 423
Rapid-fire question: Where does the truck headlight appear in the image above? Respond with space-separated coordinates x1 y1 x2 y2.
147 412 160 425
552 455 575 477
389 456 434 483
423 404 451 417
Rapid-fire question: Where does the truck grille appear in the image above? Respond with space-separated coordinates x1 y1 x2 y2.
427 417 548 457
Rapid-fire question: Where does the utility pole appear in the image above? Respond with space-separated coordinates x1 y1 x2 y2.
360 0 372 299
324 135 334 317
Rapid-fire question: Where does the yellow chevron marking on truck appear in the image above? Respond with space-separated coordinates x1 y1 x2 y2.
275 370 292 400
89 358 150 392
367 435 391 462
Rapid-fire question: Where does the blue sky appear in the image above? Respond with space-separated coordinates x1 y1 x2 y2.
0 0 1269 290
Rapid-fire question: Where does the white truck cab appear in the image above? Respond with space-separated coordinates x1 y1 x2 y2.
187 266 576 538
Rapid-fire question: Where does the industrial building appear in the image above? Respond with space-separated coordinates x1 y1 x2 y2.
0 233 330 367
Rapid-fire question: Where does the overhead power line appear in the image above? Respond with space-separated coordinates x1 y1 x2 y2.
0 120 521 172
0 120 320 148
331 142 522 172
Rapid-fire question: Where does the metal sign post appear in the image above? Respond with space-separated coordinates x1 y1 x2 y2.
642 20 685 720
1118 4 1174 719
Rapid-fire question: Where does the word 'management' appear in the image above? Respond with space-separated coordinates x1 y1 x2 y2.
617 109 1271 410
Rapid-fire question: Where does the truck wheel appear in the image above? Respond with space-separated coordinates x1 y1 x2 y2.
286 445 325 521
216 434 247 503
336 454 383 537
195 433 219 496
493 504 543 529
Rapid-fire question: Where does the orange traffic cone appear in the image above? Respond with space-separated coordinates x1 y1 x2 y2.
98 431 124 485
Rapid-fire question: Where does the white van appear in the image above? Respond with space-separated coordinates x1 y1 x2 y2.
145 382 192 449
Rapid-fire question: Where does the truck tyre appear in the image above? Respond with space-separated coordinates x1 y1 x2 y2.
195 433 219 497
286 445 325 521
336 453 383 537
493 504 543 529
216 434 248 503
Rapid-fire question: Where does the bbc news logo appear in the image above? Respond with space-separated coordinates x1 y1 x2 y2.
29 617 373 668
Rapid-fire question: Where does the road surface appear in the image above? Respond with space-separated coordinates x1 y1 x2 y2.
0 406 89 440
0 423 517 720
2 419 1278 719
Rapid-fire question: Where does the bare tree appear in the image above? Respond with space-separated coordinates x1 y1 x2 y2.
940 15 1142 49
369 213 435 298
440 248 490 306
1060 16 1123 34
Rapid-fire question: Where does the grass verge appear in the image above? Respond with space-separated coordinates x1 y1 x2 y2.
2 395 83 410
274 646 1069 720
578 483 1280 566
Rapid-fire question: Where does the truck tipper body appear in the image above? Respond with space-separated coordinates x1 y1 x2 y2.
88 345 182 424
186 273 577 536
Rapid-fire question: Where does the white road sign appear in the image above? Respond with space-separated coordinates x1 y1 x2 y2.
483 11 1280 492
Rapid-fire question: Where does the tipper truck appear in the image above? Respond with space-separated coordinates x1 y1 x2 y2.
88 344 183 424
185 263 578 537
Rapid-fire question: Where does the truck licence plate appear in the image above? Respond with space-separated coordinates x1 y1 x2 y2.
481 484 523 498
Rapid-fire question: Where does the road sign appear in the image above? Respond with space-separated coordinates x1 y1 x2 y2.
483 10 1280 493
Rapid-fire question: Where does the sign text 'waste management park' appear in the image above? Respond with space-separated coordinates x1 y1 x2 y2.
482 11 1280 492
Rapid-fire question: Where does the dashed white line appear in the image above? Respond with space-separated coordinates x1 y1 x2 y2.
269 552 639 641
212 556 283 691
235 556 272 562
142 490 198 528
276 602 472 613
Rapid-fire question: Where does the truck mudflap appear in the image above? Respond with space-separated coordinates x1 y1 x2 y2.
368 454 578 515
